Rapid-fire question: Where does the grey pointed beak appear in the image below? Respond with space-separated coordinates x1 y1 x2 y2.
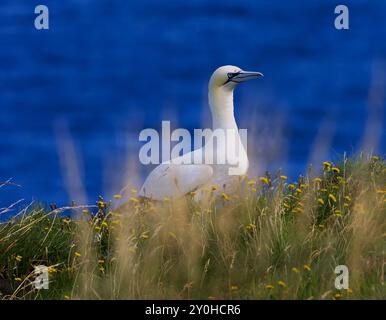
233 71 264 83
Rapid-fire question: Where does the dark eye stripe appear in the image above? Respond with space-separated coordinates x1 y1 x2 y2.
227 72 240 79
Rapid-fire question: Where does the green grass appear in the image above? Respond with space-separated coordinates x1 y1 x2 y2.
0 155 385 300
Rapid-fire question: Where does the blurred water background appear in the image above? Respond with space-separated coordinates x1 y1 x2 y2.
0 0 385 215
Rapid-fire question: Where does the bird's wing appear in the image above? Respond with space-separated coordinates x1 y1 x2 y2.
139 163 213 200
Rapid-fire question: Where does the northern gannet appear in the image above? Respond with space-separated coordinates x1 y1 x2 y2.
139 65 263 201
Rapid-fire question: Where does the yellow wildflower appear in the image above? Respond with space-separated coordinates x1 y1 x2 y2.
280 175 288 181
246 223 256 230
231 285 239 291
265 284 274 289
247 180 256 186
131 188 138 194
64 295 70 300
334 293 343 299
101 221 108 228
74 252 81 257
259 177 269 185
296 188 302 194
278 280 286 288
14 277 22 282
323 161 331 171
344 196 351 202
98 259 105 264
288 184 295 190
15 255 22 262
329 194 337 202
130 197 140 203
346 288 353 294
321 188 328 192
303 264 311 271
222 193 230 201
211 185 218 190
295 207 304 213
95 226 101 232
332 167 340 173
82 209 89 214
48 266 57 273
62 218 71 224
291 267 300 274
314 177 322 183
113 194 122 199
318 198 325 205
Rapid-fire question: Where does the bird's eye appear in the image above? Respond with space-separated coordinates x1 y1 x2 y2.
227 72 235 79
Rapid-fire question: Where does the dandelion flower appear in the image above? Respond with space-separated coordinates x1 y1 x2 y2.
259 177 269 185
278 280 286 288
222 193 230 201
346 288 353 294
280 175 288 181
101 221 108 228
246 223 256 230
247 180 256 186
211 185 218 190
288 184 295 190
231 285 239 291
329 194 337 202
131 188 138 194
318 198 325 205
334 293 343 299
113 194 122 199
332 167 340 173
344 196 351 202
15 255 22 262
291 267 300 274
74 252 81 257
303 264 311 271
14 277 22 282
265 284 274 290
130 197 140 203
62 218 71 224
323 161 331 171
95 226 101 232
98 259 105 264
314 177 322 183
82 209 89 214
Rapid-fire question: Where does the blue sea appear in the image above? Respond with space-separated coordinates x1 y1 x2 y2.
0 0 385 215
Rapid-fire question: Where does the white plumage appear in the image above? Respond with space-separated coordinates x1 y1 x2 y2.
139 65 263 201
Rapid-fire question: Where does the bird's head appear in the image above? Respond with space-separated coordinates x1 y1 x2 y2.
209 65 263 91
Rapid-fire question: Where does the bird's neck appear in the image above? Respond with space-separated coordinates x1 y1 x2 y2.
209 87 237 130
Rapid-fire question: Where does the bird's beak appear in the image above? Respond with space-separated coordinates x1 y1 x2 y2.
232 71 264 83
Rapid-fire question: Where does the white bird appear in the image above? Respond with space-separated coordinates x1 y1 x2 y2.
139 65 263 201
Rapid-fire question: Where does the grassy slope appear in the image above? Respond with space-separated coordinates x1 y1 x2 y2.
0 156 385 300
